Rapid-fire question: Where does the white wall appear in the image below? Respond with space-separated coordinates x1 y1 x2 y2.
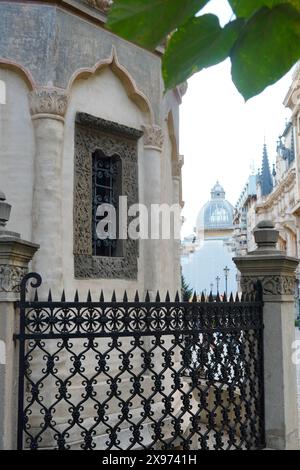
62 67 149 299
0 70 34 241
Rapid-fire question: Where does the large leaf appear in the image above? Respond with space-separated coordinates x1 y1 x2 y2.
229 0 300 17
163 15 244 90
106 0 209 50
231 4 300 100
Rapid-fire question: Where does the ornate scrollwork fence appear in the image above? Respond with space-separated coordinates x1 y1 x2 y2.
15 273 265 450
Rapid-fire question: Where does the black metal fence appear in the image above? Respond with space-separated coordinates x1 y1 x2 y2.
15 273 265 450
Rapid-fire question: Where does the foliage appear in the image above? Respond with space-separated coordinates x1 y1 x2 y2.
181 273 194 301
107 0 300 100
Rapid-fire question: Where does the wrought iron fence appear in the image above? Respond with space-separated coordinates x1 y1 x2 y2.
15 273 265 450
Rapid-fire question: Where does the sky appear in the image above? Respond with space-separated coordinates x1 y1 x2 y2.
180 0 294 237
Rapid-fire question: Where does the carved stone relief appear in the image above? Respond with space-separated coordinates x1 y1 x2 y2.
82 0 113 12
142 125 164 150
241 275 296 296
0 265 28 293
28 88 69 118
74 113 143 279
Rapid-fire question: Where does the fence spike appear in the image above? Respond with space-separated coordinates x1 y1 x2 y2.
123 290 128 302
201 292 205 302
34 289 39 302
134 290 139 302
61 290 65 302
87 290 92 302
145 290 150 302
175 291 180 302
229 292 234 303
209 291 213 302
155 291 160 302
74 290 79 302
245 292 249 302
216 292 220 302
241 292 245 302
99 290 104 302
165 291 170 302
235 292 240 302
47 289 52 302
223 292 227 302
111 290 116 302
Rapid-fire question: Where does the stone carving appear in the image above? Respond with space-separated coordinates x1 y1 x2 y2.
74 113 142 279
241 275 296 296
83 0 113 12
178 81 188 98
172 155 184 178
0 265 27 292
29 88 69 118
142 125 164 150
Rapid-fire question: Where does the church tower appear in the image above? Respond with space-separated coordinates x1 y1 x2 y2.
259 144 273 197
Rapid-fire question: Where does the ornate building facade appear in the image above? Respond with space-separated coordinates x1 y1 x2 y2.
181 182 237 296
0 0 185 300
233 66 300 295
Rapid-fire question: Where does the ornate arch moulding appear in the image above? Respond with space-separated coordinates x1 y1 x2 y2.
0 58 35 91
67 46 154 125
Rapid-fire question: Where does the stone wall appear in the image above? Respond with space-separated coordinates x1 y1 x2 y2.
0 1 183 298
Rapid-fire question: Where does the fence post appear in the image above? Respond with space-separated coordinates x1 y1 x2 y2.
234 220 299 450
0 192 39 449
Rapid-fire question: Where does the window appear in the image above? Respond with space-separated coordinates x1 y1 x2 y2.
210 208 229 223
0 80 6 105
74 112 143 280
92 150 122 257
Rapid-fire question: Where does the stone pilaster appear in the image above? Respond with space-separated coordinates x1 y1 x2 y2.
29 87 69 296
0 193 39 449
172 155 184 295
142 125 164 298
234 220 300 450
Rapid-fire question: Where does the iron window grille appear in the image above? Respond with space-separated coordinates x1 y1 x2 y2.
92 150 122 257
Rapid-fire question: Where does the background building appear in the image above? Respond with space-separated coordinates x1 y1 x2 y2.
233 65 300 303
181 182 237 296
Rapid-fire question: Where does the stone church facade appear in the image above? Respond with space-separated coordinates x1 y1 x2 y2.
0 0 185 300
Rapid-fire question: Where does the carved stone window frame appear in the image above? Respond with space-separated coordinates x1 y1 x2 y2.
74 112 143 279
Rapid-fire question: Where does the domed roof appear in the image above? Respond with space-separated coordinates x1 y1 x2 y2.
196 181 234 231
211 181 225 199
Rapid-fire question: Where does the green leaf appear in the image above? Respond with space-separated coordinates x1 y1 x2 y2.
106 0 209 50
231 4 300 100
162 15 244 90
229 0 300 18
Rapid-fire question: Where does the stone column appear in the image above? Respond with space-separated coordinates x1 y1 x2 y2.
142 125 163 297
234 220 299 450
0 192 39 449
29 88 68 296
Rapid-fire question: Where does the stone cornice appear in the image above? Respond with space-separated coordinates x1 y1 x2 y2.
28 88 69 120
142 125 164 151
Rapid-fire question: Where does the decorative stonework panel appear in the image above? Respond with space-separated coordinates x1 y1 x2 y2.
0 265 28 293
241 275 296 296
74 113 142 279
82 0 113 12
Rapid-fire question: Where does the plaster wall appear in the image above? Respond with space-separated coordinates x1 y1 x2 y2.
0 69 34 241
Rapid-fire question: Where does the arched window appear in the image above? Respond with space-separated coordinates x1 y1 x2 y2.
0 80 6 104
